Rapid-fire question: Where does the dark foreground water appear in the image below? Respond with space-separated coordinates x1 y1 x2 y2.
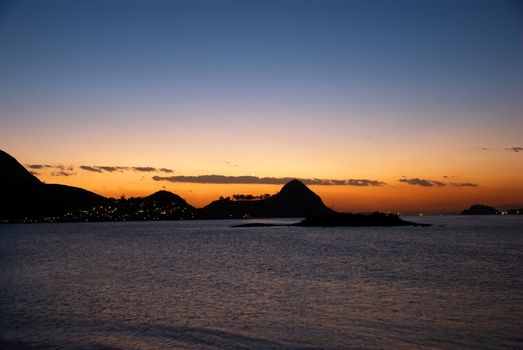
1 216 522 349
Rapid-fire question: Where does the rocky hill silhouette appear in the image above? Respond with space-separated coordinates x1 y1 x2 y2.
0 150 331 221
143 190 194 208
0 150 431 226
199 179 332 219
0 150 107 220
461 204 499 215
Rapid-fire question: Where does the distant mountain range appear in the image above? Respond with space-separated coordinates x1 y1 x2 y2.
2 149 519 223
0 150 331 222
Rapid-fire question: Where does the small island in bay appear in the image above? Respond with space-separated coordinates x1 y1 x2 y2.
460 204 523 216
461 204 499 215
232 212 430 228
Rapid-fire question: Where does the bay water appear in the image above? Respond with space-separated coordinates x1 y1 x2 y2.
1 216 522 349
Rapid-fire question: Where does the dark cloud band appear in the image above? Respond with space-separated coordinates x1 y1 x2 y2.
26 164 68 170
80 165 174 173
152 175 385 186
399 178 446 187
450 182 478 187
80 165 103 173
399 178 478 187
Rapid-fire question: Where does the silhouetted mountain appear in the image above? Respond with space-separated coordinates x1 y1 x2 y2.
0 150 432 225
121 190 196 220
0 150 42 188
50 190 196 222
461 204 499 215
143 190 193 207
0 150 107 220
199 179 332 219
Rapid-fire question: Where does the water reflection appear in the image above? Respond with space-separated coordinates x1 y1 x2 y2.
1 217 522 349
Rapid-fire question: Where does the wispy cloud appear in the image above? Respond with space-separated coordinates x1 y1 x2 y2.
51 170 75 177
152 175 385 186
26 164 46 169
27 163 175 175
80 165 103 173
347 179 385 186
479 147 522 153
96 166 126 172
132 167 156 172
26 164 70 170
399 178 479 187
450 182 478 187
79 165 174 173
399 178 446 187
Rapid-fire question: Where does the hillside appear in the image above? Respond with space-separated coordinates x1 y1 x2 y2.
0 150 107 220
199 179 332 219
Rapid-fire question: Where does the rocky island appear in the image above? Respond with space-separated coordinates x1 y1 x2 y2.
232 212 430 228
461 204 499 215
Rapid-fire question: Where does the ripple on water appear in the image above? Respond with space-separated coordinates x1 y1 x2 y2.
0 216 522 349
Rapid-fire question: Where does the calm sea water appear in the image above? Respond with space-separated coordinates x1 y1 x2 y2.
1 216 522 349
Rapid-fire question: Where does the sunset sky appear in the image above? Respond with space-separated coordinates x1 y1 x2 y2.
1 0 522 213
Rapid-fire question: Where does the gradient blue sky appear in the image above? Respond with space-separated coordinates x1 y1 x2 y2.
2 0 521 119
0 0 522 211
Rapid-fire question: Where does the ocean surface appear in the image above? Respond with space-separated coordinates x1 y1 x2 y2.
1 216 522 349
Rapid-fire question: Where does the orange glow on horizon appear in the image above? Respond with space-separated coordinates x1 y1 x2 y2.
14 134 522 215
27 166 523 214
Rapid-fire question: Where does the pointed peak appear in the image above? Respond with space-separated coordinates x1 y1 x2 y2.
280 179 310 193
277 180 320 200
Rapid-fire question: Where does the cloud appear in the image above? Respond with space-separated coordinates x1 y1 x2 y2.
80 165 103 173
26 164 67 170
132 167 156 172
450 182 478 187
51 171 75 177
79 165 174 173
97 166 126 172
152 175 385 186
347 179 386 186
80 165 127 173
26 164 45 169
399 178 446 187
480 147 522 153
29 170 40 176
